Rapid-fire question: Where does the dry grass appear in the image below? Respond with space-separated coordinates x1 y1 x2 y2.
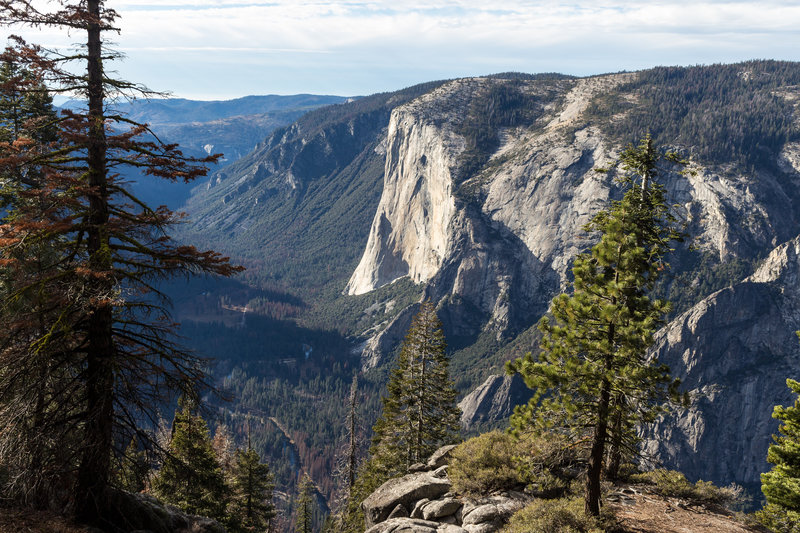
607 485 770 533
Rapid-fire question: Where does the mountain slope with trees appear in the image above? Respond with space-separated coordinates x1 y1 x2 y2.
508 136 686 515
84 94 348 210
176 61 800 514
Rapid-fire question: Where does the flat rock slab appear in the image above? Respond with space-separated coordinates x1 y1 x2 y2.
437 525 468 533
461 494 531 527
463 524 500 533
362 472 452 528
462 504 501 526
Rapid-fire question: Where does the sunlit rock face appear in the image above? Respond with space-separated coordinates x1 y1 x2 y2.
185 68 800 493
349 73 800 367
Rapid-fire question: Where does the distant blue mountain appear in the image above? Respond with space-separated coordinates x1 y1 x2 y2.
108 94 350 124
59 94 350 209
60 94 349 123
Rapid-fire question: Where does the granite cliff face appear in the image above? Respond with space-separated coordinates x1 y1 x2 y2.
348 72 800 372
347 76 622 362
346 83 465 295
457 374 533 430
341 68 800 491
641 236 800 491
182 64 800 495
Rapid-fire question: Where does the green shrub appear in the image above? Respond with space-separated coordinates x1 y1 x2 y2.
629 469 743 506
449 431 523 496
501 496 603 533
449 430 586 497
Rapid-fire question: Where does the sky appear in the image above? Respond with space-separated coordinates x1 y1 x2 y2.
7 1 800 100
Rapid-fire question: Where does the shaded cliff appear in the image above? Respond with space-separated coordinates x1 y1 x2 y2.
641 236 800 493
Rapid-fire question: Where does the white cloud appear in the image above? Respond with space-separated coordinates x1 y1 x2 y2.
108 1 800 48
4 1 800 98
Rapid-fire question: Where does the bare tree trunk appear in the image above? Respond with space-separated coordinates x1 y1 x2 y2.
585 377 610 516
75 0 114 521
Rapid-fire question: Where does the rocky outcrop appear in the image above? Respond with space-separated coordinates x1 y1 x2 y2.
641 235 800 492
364 517 445 533
361 446 531 533
458 374 533 430
362 471 453 529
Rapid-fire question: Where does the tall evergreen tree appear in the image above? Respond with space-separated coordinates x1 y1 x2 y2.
230 443 276 532
213 423 236 475
328 374 364 532
0 1 241 521
112 437 148 494
0 45 57 189
340 302 461 533
0 47 81 506
151 398 229 521
371 301 461 473
344 374 360 496
507 136 685 515
296 474 315 533
759 376 800 532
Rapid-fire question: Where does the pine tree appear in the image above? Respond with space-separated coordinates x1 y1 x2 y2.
341 302 461 532
0 1 241 520
112 437 148 494
507 136 685 515
759 377 800 532
296 474 315 533
328 374 364 532
151 398 229 521
372 301 461 473
0 47 81 506
346 374 359 494
230 444 276 532
213 423 236 475
0 45 57 187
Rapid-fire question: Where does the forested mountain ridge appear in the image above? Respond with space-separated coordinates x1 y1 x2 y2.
175 61 800 509
114 94 349 166
69 94 348 209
